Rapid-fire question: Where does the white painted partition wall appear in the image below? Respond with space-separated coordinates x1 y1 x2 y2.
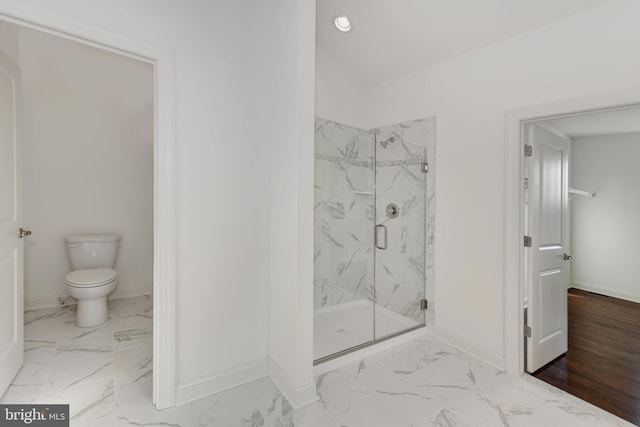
315 44 369 129
0 21 18 62
261 0 318 409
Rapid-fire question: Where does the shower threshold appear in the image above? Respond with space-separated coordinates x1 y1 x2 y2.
313 299 422 364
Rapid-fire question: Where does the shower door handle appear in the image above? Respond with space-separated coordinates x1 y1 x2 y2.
375 224 387 250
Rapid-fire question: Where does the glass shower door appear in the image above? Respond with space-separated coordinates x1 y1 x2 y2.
313 120 376 361
374 134 427 339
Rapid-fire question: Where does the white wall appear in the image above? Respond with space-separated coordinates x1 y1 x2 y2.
0 0 275 400
259 0 317 408
19 26 153 308
315 43 368 129
0 20 18 63
571 132 640 303
365 0 640 364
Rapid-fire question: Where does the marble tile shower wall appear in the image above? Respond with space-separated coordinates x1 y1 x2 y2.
314 119 375 309
314 117 436 326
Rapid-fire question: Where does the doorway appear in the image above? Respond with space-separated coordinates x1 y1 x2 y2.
0 10 176 409
515 103 640 424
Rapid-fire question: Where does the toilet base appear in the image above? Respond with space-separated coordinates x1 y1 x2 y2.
67 275 117 328
76 297 109 327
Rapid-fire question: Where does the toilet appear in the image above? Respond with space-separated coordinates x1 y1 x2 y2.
64 234 120 327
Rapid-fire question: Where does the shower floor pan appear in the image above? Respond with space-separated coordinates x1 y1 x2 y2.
314 299 420 362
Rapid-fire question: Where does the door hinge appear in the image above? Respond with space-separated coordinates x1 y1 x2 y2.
420 162 429 173
524 145 533 157
18 227 32 238
420 299 428 311
524 325 532 338
524 235 532 247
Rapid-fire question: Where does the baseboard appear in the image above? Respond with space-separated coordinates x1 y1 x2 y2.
175 358 269 406
269 360 318 409
24 285 152 311
571 282 640 304
109 285 152 301
24 295 70 311
426 326 504 371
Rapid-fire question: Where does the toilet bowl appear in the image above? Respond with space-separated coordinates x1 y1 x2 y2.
64 234 120 327
66 268 118 327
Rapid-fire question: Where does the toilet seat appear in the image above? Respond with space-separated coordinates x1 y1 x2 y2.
66 268 118 288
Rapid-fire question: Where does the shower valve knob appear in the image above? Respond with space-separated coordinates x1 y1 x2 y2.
386 203 400 219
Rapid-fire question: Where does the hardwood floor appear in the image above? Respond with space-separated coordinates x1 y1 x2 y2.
533 288 640 425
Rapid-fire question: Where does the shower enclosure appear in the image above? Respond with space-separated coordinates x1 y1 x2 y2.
314 118 434 362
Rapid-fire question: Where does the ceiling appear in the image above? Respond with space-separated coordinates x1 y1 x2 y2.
316 0 613 87
544 106 640 138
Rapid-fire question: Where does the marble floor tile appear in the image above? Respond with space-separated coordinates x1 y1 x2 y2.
0 378 46 404
0 358 51 403
522 400 619 427
45 352 115 393
58 321 114 348
112 319 152 351
423 408 476 427
24 307 77 342
3 296 636 427
187 377 283 427
330 393 415 427
291 402 340 427
117 397 192 427
113 342 153 388
53 340 114 365
24 339 58 364
114 371 153 406
40 378 116 427
112 342 153 404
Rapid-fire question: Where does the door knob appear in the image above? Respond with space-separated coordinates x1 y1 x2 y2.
18 227 32 238
563 253 572 261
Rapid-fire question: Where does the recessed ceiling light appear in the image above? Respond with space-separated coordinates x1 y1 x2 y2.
333 15 352 32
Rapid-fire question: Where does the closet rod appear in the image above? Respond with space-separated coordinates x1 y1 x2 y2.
569 187 595 199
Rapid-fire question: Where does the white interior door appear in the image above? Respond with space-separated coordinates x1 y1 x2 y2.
0 50 24 397
526 123 570 372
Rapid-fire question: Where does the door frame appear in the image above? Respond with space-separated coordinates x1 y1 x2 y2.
0 6 177 408
504 88 640 376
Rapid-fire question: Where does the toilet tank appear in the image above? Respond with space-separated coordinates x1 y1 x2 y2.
64 234 120 270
